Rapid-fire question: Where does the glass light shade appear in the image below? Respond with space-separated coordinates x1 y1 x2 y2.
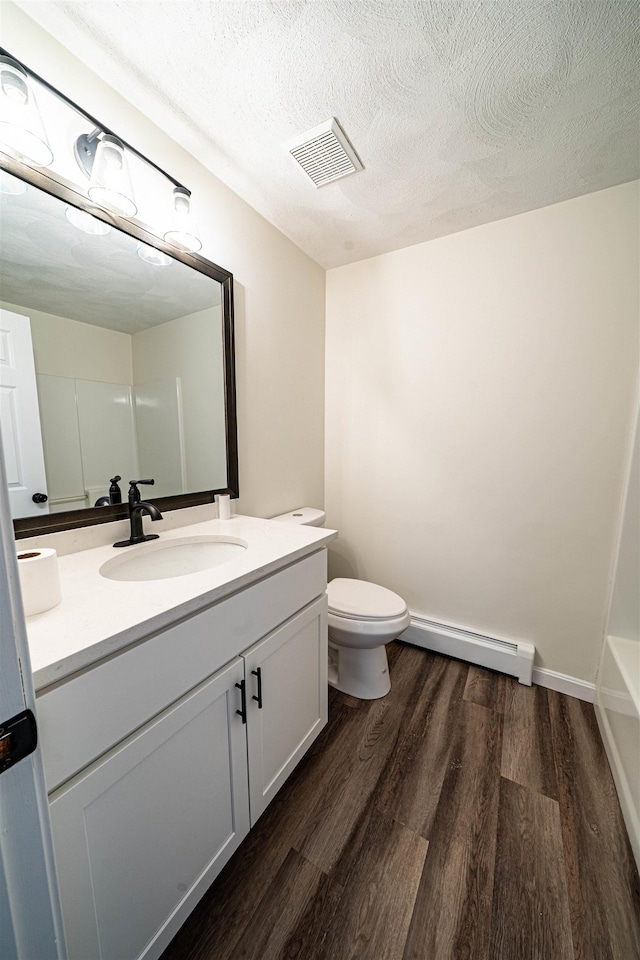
164 187 202 252
0 56 53 167
65 205 110 235
88 134 137 217
137 242 171 266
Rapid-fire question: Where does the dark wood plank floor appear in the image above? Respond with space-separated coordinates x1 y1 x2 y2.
160 643 640 960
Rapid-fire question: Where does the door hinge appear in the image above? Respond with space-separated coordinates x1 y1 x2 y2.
0 709 38 774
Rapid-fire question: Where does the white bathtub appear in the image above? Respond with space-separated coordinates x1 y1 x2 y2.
595 634 640 871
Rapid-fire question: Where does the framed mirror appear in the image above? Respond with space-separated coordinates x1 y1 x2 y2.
0 156 238 539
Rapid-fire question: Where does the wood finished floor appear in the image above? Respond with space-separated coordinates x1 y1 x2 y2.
160 643 640 960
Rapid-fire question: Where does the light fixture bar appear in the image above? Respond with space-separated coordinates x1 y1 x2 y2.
0 46 188 193
74 126 101 177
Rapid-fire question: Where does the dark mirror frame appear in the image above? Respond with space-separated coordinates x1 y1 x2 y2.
1 152 239 540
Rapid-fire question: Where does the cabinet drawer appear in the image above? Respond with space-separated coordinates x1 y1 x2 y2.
38 549 327 792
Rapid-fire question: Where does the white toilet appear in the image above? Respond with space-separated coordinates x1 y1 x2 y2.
271 508 411 699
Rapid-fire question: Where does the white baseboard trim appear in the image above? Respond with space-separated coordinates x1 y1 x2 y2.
402 615 535 685
532 666 595 703
402 615 596 701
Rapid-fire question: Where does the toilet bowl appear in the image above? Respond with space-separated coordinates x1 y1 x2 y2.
271 509 411 699
327 578 411 699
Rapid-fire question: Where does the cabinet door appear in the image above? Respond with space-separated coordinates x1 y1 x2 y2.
49 658 250 960
244 596 328 824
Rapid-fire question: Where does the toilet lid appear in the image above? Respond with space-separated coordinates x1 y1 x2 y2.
327 578 407 621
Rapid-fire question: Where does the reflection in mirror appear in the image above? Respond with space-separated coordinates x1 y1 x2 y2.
0 168 234 525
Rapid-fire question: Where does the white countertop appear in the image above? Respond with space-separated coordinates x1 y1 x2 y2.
24 514 337 691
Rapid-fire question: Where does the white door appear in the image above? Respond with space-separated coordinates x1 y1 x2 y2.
0 439 66 959
244 597 328 825
0 309 49 517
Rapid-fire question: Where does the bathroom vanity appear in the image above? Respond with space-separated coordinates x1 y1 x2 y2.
25 514 337 960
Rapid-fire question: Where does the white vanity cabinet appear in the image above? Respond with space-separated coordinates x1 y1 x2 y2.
36 548 329 960
49 658 250 960
243 596 327 824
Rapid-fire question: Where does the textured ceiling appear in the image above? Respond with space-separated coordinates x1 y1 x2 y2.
14 0 640 269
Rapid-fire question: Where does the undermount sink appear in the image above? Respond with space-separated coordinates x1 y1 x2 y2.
99 536 248 582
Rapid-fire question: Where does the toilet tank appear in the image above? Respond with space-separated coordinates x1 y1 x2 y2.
270 507 326 527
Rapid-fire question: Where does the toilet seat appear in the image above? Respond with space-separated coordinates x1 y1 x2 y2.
328 578 407 622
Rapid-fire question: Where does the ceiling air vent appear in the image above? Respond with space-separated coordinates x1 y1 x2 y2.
286 118 363 188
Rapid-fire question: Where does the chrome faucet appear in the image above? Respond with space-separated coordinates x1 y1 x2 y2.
113 480 163 548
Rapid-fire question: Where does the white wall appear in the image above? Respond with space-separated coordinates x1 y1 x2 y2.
0 302 133 384
3 4 326 518
326 182 639 683
132 308 226 493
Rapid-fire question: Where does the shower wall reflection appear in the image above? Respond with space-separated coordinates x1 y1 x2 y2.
17 302 222 511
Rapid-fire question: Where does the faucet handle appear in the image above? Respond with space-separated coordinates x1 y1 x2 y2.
127 479 155 503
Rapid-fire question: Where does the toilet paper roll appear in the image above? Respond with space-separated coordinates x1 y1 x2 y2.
17 548 62 617
215 493 231 521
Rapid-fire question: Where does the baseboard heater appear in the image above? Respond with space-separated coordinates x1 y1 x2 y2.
401 615 535 685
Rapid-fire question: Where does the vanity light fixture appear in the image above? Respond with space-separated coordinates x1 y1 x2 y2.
137 242 171 266
75 129 137 218
1 47 202 250
0 55 53 167
65 205 111 236
164 186 202 253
